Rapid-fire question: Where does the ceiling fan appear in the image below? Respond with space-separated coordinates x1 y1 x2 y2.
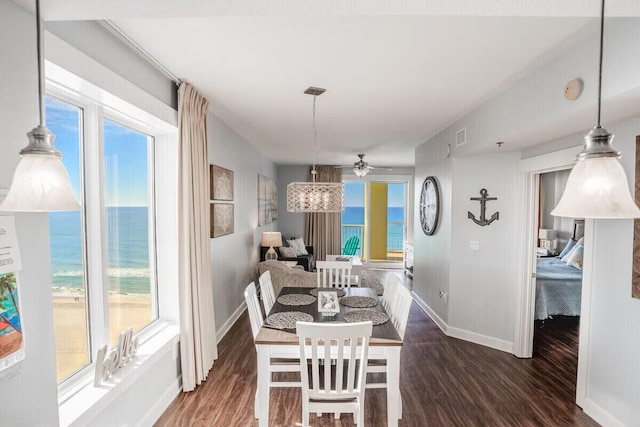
336 154 392 177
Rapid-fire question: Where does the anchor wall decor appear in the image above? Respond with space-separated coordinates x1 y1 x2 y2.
468 189 499 226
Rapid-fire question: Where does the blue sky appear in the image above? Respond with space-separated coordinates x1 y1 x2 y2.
344 182 405 207
46 97 149 207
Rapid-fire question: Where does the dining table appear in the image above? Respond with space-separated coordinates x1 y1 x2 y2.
254 286 403 427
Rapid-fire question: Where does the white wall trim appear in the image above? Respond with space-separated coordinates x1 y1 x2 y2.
137 375 181 427
216 301 247 343
411 291 448 334
581 397 626 427
447 327 514 353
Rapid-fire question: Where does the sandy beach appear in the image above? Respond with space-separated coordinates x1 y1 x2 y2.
53 293 152 382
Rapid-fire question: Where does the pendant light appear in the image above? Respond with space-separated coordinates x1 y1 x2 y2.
0 0 80 212
551 0 640 219
286 87 344 213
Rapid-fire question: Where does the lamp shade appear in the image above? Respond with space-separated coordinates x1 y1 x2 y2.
538 229 557 240
551 157 640 219
0 155 80 212
353 167 369 177
286 182 344 212
261 232 283 248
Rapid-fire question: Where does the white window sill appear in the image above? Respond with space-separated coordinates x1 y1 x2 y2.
58 322 179 427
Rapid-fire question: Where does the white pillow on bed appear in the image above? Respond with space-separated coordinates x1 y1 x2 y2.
561 237 584 263
566 245 584 270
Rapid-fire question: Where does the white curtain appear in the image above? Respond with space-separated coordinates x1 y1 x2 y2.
178 82 218 392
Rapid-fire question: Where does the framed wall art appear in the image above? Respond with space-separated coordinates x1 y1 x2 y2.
211 203 234 238
210 165 234 201
258 174 277 226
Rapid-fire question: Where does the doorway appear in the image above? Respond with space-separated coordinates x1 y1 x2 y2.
513 145 594 409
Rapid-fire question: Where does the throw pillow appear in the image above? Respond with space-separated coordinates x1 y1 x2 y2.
557 238 577 259
562 237 584 263
279 246 296 258
566 245 584 270
287 238 309 256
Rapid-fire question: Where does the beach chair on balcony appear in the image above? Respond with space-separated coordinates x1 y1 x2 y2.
341 236 360 256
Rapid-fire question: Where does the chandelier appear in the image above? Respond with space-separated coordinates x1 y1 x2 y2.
287 87 344 213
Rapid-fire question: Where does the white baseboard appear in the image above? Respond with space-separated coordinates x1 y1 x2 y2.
582 398 626 427
447 326 513 353
411 291 448 334
138 375 181 427
411 291 513 354
216 301 247 343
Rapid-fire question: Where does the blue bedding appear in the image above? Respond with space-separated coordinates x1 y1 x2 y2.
535 257 583 320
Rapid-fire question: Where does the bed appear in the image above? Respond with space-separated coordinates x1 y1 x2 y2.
534 220 584 321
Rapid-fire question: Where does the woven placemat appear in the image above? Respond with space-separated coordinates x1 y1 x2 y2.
339 295 379 308
265 311 314 329
309 288 346 297
277 294 316 306
343 310 389 326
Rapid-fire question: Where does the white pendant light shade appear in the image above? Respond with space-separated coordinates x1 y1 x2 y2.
353 167 369 177
551 157 640 218
0 155 80 212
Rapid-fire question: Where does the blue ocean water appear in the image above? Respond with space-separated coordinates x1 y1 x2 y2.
49 207 151 294
341 207 405 252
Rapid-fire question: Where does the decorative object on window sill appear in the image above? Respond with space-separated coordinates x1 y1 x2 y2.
551 0 640 219
468 189 499 226
258 174 277 225
0 0 80 212
210 203 234 238
94 328 139 386
262 231 283 260
335 154 393 177
210 165 234 201
538 228 557 253
287 87 344 212
419 176 440 235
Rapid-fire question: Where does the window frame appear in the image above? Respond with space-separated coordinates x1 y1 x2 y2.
47 83 164 402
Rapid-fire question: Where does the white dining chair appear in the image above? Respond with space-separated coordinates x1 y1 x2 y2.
259 270 276 315
365 277 412 419
316 260 352 288
244 282 301 419
381 273 401 312
296 321 372 426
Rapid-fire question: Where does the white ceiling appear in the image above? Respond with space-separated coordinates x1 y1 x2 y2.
24 0 635 167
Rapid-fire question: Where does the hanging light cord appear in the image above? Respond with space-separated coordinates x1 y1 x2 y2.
36 0 45 126
311 94 317 183
596 0 605 128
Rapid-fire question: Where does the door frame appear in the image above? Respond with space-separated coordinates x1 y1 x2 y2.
513 144 592 408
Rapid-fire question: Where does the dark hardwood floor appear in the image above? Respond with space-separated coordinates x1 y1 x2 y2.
156 288 597 426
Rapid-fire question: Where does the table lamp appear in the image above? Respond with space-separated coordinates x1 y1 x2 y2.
262 232 283 261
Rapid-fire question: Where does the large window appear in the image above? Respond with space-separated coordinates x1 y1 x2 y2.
48 95 159 384
341 180 407 264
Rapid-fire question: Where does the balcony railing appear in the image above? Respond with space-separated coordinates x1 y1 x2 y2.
341 222 405 259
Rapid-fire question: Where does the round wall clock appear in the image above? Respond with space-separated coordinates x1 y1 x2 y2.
420 176 440 235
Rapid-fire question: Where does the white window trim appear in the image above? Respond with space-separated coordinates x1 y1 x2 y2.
45 63 180 417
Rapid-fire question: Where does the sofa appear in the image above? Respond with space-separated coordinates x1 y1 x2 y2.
259 243 315 271
256 260 317 297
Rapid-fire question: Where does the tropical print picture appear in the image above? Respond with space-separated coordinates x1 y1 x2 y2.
0 273 22 360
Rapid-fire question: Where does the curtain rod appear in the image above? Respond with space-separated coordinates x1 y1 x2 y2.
101 20 182 87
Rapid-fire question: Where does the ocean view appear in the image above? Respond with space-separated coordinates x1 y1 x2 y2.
341 206 405 252
49 206 151 295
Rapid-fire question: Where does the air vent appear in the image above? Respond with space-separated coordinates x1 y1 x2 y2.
456 128 466 147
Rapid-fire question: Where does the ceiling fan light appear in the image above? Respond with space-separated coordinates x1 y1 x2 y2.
551 156 640 219
353 167 369 177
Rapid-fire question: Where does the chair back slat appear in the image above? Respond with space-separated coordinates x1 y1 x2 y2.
382 274 400 312
259 270 276 315
394 283 413 338
244 282 263 339
297 321 372 399
316 261 352 289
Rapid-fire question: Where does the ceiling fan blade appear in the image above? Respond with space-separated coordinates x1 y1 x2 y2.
368 166 393 171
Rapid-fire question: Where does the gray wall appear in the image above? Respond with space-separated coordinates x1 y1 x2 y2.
209 114 277 331
539 169 574 247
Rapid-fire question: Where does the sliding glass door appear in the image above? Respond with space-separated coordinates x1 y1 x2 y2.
342 180 407 265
